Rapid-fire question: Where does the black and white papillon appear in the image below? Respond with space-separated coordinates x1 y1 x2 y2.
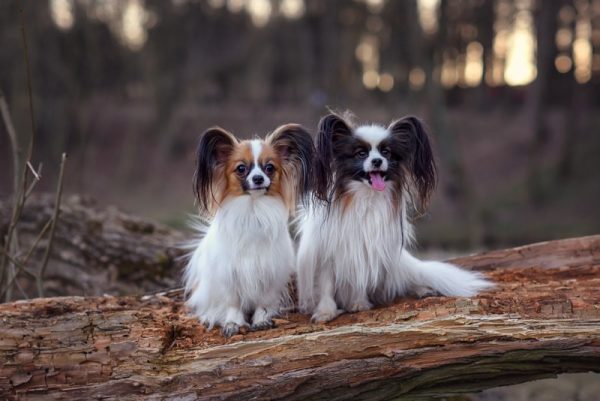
296 112 493 323
184 124 314 337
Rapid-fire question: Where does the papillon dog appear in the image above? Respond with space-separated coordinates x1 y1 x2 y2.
297 112 493 323
184 124 314 337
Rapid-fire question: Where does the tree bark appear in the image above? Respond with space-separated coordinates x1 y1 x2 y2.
0 194 185 300
1 235 599 400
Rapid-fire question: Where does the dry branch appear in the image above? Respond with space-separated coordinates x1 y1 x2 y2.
1 235 599 400
36 153 67 297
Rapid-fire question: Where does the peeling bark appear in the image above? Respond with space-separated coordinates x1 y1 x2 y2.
1 235 599 400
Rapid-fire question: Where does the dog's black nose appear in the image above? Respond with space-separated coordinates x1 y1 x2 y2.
372 158 383 167
252 175 264 185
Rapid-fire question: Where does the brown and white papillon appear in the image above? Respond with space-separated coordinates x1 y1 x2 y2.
184 124 314 337
296 112 493 323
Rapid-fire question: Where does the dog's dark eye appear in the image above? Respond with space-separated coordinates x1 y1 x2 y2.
236 164 247 175
355 150 368 159
264 163 275 175
381 148 391 158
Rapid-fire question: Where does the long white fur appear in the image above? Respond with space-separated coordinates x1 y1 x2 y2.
296 124 493 322
184 194 294 329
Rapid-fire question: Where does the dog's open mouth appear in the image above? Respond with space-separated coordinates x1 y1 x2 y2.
368 172 386 191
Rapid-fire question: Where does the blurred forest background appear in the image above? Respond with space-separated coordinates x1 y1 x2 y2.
1 0 600 250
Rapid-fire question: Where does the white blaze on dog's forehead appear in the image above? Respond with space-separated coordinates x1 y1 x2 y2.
355 125 388 147
249 140 264 176
247 139 270 189
356 125 390 173
251 140 263 165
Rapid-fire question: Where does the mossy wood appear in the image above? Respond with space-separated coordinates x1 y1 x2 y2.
1 236 599 400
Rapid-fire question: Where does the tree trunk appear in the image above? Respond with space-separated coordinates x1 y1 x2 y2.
0 194 185 300
1 235 599 400
526 0 561 206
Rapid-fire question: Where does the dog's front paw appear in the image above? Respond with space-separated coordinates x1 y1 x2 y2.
250 319 274 331
347 300 373 313
311 308 342 323
221 322 240 338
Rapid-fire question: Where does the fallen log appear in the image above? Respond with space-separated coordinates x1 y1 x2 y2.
0 194 185 299
1 235 599 400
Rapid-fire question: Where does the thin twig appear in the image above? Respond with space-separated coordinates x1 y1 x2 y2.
0 1 36 295
26 161 40 180
0 245 29 302
0 254 38 279
0 140 29 292
0 231 29 301
1 153 40 293
2 250 19 300
4 228 22 302
0 249 24 276
20 1 36 163
36 153 67 297
0 217 51 299
10 1 38 242
24 163 42 198
4 264 16 302
0 121 26 291
0 93 22 290
0 93 21 196
13 274 29 300
14 0 37 231
20 218 52 274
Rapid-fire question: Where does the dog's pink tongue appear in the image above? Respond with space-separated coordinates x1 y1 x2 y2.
369 173 386 191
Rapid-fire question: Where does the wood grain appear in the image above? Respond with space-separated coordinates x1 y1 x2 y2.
1 235 599 400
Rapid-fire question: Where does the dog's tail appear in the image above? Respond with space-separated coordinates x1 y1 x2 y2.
397 250 494 297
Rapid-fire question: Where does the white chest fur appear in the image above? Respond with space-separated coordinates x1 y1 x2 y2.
324 182 409 283
297 181 492 320
184 195 295 328
297 181 414 310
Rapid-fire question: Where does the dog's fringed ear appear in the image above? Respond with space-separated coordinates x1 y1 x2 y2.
194 127 237 216
267 124 315 209
315 113 353 203
388 116 437 208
